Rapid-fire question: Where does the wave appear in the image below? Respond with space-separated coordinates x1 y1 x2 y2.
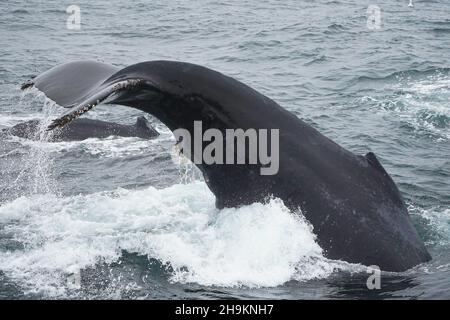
356 67 450 84
10 9 30 15
0 182 358 297
13 135 165 159
361 70 450 140
411 204 450 248
431 28 450 34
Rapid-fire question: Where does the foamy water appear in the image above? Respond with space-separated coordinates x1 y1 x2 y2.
2 92 405 298
366 73 450 141
0 100 357 297
0 182 357 297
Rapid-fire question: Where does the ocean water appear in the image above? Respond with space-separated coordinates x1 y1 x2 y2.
0 0 449 299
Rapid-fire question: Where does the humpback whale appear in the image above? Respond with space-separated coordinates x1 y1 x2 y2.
3 116 159 141
22 60 431 271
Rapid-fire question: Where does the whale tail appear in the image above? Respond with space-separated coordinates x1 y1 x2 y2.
21 60 431 271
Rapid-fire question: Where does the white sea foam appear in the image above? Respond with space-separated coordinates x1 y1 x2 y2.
410 204 450 247
0 114 43 127
15 135 164 158
0 182 357 297
368 73 450 140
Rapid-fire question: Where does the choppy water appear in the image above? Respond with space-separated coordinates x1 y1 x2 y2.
0 0 449 299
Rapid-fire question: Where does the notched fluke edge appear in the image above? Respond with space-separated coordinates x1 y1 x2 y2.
46 79 144 131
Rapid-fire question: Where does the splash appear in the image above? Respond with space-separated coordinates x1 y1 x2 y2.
3 91 61 197
0 182 357 297
170 141 203 184
410 204 450 248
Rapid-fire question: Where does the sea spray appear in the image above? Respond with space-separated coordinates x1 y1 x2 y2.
5 91 61 197
0 182 358 297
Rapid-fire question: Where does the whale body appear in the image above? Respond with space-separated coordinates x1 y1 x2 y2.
22 60 431 271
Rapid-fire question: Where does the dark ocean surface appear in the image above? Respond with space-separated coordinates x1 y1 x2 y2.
0 0 449 299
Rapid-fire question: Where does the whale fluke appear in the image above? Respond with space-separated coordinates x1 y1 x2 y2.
23 61 120 108
22 60 431 271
